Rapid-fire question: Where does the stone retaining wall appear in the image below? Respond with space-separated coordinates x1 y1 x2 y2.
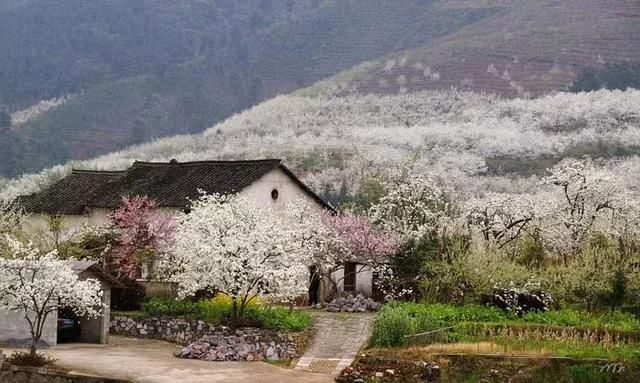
1 364 128 383
109 315 297 361
110 315 213 345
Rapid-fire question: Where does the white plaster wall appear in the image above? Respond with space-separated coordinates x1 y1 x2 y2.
0 309 57 347
240 168 326 213
22 213 90 242
329 264 373 297
76 273 111 344
87 208 112 227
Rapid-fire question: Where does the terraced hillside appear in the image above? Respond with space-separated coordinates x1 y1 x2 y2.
309 0 640 97
0 0 493 177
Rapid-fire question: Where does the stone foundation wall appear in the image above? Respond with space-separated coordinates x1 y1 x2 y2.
1 364 128 383
110 315 213 345
109 315 297 361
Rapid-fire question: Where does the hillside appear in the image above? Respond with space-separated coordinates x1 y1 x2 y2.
306 0 640 97
3 89 639 206
2 1 639 178
0 0 493 177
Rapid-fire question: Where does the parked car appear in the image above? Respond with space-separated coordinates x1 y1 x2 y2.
57 310 81 342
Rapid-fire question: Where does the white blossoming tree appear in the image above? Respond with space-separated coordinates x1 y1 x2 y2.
465 193 538 248
0 236 103 357
0 200 24 237
541 158 625 259
169 194 316 323
370 172 450 242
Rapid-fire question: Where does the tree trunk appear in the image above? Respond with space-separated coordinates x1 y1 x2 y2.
29 339 37 358
231 299 239 325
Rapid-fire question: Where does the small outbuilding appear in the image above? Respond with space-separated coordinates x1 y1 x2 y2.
0 261 120 347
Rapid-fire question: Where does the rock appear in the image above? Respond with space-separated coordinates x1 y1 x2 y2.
174 332 296 362
375 372 384 378
265 346 276 359
324 294 381 312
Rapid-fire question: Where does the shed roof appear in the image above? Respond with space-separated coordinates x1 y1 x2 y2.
71 261 125 288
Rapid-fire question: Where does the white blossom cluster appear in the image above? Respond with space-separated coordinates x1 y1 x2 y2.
11 96 71 126
371 172 450 242
166 194 319 303
465 158 640 256
0 236 103 352
2 89 638 204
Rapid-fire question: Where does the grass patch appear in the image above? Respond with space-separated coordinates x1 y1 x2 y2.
369 303 640 354
111 310 145 318
139 296 311 332
344 350 640 383
452 336 640 360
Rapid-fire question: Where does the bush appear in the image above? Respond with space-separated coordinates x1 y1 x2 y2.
483 288 556 316
7 352 56 367
111 279 146 311
140 295 311 331
370 305 415 347
142 297 198 317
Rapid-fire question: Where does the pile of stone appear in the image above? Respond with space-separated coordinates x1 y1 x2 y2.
174 328 297 361
326 294 381 312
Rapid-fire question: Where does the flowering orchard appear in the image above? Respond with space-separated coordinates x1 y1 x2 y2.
3 89 640 207
0 236 102 357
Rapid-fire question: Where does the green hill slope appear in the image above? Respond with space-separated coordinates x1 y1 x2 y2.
0 0 493 177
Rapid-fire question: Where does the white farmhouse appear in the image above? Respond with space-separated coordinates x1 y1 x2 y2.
17 159 374 302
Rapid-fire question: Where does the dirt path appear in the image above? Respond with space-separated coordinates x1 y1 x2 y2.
2 336 332 383
295 312 374 376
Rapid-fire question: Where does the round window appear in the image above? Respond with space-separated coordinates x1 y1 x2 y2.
271 189 279 201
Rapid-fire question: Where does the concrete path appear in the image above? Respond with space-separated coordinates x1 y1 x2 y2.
295 312 374 376
2 336 332 383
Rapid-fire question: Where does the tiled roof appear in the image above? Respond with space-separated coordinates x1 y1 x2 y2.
18 170 125 214
90 159 284 208
18 159 333 213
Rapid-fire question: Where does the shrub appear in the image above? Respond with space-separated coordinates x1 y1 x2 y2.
111 279 146 311
7 352 55 367
483 288 556 316
370 305 415 347
139 295 311 331
142 298 198 317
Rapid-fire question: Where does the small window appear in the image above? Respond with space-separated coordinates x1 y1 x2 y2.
344 262 357 292
271 189 279 201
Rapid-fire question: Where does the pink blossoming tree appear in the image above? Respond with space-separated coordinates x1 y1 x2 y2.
318 212 401 299
108 196 176 279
